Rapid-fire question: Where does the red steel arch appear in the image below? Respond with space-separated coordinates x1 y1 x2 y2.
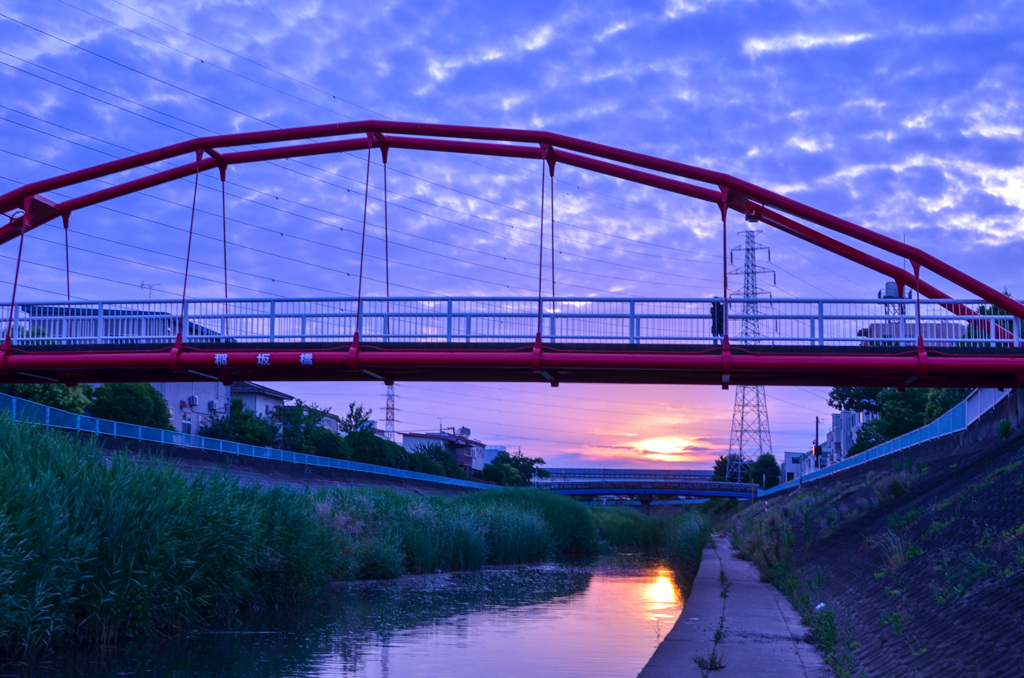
3 120 1022 319
1 121 1022 388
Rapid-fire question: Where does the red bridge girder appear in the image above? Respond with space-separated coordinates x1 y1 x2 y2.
1 344 1022 389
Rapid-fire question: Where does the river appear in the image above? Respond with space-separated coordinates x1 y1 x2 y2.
11 555 683 678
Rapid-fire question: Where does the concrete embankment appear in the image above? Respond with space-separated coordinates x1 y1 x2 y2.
639 538 827 678
87 433 475 495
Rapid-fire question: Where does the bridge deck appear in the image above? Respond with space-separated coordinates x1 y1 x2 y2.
2 296 1022 387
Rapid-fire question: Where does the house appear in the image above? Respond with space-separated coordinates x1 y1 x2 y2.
320 411 342 435
230 382 294 419
151 381 231 434
781 451 813 482
273 402 352 436
401 427 486 474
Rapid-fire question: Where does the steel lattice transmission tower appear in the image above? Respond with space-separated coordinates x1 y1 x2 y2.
726 230 775 483
385 384 396 442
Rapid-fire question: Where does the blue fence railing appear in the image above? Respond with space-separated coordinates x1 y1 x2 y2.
0 392 496 491
761 388 1011 497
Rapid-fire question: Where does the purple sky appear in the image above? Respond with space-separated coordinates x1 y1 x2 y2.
2 1 1022 468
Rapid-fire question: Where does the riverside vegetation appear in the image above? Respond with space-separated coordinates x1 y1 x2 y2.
589 506 712 595
0 414 710 662
724 433 1024 678
0 413 596 660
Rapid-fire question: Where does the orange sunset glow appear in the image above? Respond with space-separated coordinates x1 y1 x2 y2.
631 437 706 464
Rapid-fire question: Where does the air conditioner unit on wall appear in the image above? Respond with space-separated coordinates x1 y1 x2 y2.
208 400 218 412
187 395 199 407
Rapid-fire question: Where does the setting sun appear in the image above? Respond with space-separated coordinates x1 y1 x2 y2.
632 437 703 463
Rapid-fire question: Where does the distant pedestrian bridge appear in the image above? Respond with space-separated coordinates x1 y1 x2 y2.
535 468 756 499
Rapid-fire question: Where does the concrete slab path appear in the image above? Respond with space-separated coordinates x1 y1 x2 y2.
638 537 830 678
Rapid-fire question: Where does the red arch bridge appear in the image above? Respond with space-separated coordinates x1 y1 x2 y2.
2 121 1023 388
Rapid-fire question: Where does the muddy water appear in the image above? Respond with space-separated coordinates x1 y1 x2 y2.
15 556 683 678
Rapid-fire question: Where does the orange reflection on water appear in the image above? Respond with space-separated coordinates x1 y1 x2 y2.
642 568 681 621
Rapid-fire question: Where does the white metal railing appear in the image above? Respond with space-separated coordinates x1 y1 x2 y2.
761 388 1012 497
0 392 496 491
1 296 1020 348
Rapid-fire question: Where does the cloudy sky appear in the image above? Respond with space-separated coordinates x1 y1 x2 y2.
2 0 1022 468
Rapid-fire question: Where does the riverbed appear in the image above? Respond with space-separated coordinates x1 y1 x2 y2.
11 555 683 678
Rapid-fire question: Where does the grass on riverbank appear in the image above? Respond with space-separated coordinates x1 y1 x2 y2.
0 415 597 660
589 507 711 593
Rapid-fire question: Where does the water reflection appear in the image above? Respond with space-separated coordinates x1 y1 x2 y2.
8 557 682 678
642 569 681 621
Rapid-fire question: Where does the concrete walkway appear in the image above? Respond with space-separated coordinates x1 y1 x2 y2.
639 537 829 678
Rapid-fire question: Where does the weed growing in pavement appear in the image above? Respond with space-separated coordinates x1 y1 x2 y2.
693 648 726 672
719 568 732 599
694 575 729 674
998 418 1014 440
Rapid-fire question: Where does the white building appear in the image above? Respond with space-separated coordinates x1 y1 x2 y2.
230 382 294 420
151 381 231 435
782 451 814 482
822 410 870 464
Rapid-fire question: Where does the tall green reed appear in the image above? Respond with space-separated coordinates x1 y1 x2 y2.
0 414 600 659
664 512 712 588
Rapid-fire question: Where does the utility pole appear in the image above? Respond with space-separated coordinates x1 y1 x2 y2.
726 230 775 483
385 383 396 442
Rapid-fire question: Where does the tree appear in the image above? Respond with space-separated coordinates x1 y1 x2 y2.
0 383 92 414
198 398 278 447
491 450 549 483
415 442 467 480
960 289 1014 345
748 453 781 489
827 387 884 415
346 430 407 467
484 462 524 486
407 452 446 476
90 383 172 429
341 401 373 433
712 455 729 481
274 399 341 455
836 387 974 456
924 388 971 421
